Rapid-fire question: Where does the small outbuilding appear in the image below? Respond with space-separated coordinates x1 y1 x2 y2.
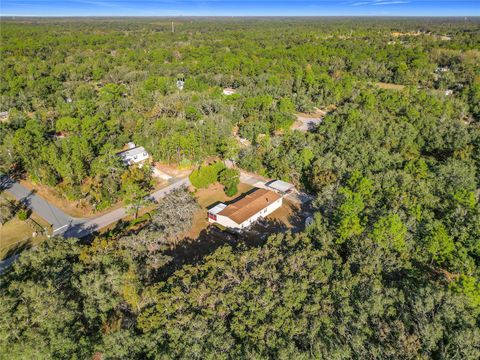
54 131 68 139
223 88 237 95
266 180 295 195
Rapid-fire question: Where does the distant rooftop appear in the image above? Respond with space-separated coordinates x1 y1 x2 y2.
117 146 148 158
223 88 237 95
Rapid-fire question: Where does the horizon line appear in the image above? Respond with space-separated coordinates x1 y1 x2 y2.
1 15 478 18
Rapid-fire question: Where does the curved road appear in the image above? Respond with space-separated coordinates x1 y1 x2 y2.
0 175 74 234
1 175 190 271
1 174 190 238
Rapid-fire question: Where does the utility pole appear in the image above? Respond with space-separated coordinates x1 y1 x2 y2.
171 21 174 33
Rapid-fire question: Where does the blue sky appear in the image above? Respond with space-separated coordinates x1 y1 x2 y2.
1 1 479 17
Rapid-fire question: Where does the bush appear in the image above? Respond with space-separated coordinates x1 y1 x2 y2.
179 158 192 169
189 161 226 189
218 168 240 196
17 208 29 221
185 106 202 121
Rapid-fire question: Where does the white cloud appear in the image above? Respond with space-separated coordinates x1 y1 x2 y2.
348 0 410 5
372 1 410 5
351 2 371 6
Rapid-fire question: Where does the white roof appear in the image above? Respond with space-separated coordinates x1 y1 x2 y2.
117 146 148 159
267 180 295 193
209 203 227 215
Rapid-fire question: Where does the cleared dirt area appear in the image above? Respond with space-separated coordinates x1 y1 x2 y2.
291 107 336 132
183 182 305 240
376 83 453 97
376 82 406 91
292 109 326 132
162 185 307 273
391 32 451 41
267 198 300 228
155 162 192 178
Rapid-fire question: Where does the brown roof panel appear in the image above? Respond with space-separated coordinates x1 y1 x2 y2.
218 188 281 225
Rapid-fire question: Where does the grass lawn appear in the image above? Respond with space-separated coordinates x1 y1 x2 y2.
0 214 48 260
1 193 51 260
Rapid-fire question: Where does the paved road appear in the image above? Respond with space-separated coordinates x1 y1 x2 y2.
0 175 76 234
1 175 190 239
62 177 190 238
1 175 190 272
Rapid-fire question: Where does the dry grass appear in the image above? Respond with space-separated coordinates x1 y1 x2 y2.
155 162 192 178
0 212 49 260
267 199 299 228
376 82 406 91
391 31 424 38
20 178 93 217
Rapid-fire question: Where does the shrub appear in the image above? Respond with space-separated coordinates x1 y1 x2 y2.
218 168 240 196
179 158 192 169
17 208 29 221
189 161 226 189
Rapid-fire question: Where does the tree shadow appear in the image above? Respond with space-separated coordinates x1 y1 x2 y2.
17 189 38 210
155 193 316 280
61 221 102 242
0 171 28 190
157 216 298 281
2 240 33 261
0 239 35 274
285 197 315 234
0 174 15 192
159 226 239 279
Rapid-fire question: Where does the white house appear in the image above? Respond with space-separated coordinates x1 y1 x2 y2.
223 88 237 95
117 143 150 166
208 188 282 230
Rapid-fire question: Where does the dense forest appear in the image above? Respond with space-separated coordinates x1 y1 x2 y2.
1 17 479 359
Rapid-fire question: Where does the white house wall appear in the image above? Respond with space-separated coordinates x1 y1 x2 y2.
215 215 241 229
238 197 282 228
211 197 283 230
